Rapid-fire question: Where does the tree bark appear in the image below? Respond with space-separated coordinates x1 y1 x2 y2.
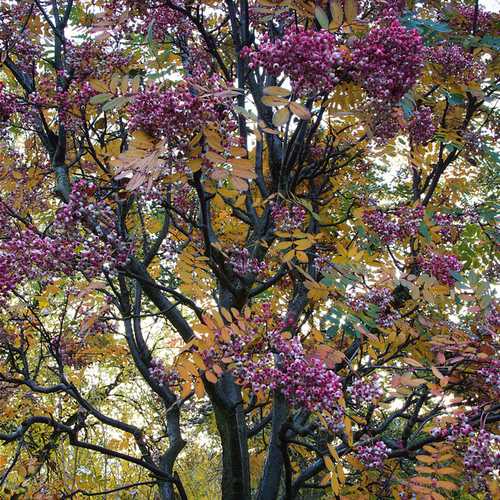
206 373 251 500
256 391 288 500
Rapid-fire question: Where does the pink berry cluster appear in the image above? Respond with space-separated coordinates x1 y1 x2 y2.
140 4 192 41
408 106 436 144
452 5 496 36
363 206 424 244
430 417 473 440
233 332 343 414
0 2 39 73
463 429 500 476
427 44 485 83
203 309 344 418
349 287 400 327
275 337 343 413
66 41 132 83
395 205 425 238
128 84 225 144
350 19 424 102
369 102 403 143
0 252 18 299
0 181 130 300
242 27 344 95
357 440 390 468
149 357 180 387
56 180 131 272
172 183 196 216
485 306 500 330
374 0 407 20
269 201 306 231
347 375 383 406
228 247 266 278
478 360 500 395
1 229 79 278
0 22 40 73
363 210 400 244
418 252 462 286
433 212 458 243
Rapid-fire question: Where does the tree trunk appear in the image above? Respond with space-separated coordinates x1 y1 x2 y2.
256 389 288 499
206 372 251 500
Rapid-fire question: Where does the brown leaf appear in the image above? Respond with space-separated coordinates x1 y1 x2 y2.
289 102 312 120
261 95 289 107
263 86 291 97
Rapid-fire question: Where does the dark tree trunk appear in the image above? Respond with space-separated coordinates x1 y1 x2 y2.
206 372 251 500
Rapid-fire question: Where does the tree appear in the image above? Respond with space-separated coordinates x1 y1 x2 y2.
0 0 498 498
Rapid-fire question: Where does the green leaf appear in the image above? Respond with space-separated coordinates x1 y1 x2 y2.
89 93 111 105
234 106 258 122
480 34 500 50
400 93 415 119
102 96 130 112
315 6 330 29
419 222 431 241
446 92 465 106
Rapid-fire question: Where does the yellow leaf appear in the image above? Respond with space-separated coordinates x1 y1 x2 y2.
336 462 345 483
194 379 205 398
188 159 203 172
181 381 192 399
344 417 353 446
415 465 435 474
331 472 340 495
89 79 108 92
229 158 254 169
220 308 232 322
229 146 248 156
205 151 226 164
272 107 291 127
276 240 293 251
283 249 296 262
294 239 312 250
120 75 129 94
296 251 308 263
330 0 344 29
344 0 358 23
110 73 121 93
324 455 335 471
327 443 340 462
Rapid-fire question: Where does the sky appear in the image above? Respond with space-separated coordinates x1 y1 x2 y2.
480 0 499 10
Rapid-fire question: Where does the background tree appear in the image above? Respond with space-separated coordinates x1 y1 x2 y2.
0 0 499 498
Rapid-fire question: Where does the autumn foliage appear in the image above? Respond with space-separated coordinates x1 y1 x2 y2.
0 0 499 498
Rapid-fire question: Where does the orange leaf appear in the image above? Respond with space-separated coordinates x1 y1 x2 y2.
205 370 218 384
436 480 458 491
